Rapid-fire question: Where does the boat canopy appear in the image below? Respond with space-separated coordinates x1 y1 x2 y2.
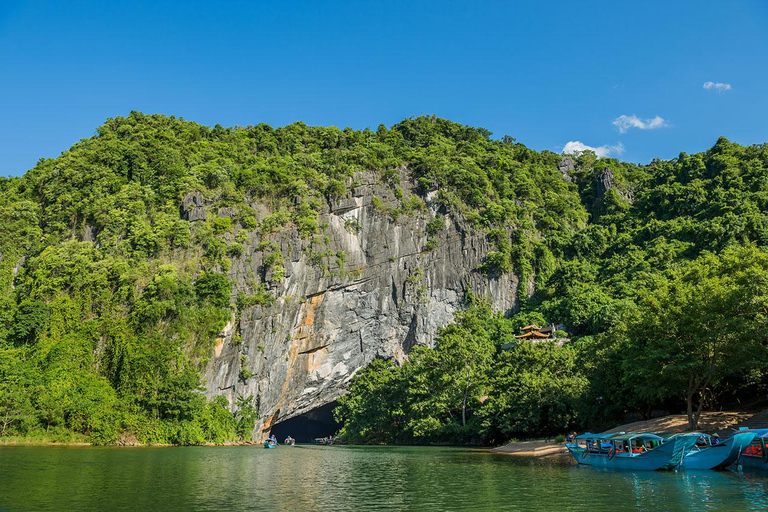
746 428 768 438
575 432 663 442
658 432 709 439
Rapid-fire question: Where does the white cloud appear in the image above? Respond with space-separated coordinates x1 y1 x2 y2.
562 141 625 159
612 115 668 134
703 81 731 92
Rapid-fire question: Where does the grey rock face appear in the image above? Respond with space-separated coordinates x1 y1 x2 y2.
595 167 633 203
202 170 519 439
181 191 207 221
557 157 575 183
595 167 615 198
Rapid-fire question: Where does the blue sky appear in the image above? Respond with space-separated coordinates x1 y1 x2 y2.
1 0 767 176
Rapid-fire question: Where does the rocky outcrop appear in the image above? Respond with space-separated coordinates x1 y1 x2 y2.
557 157 575 183
202 169 518 438
181 191 207 221
595 167 633 203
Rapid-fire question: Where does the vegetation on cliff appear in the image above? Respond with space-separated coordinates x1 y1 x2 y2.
1 111 767 444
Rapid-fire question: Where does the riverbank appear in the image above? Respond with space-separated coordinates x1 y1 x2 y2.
491 411 754 458
0 437 263 447
490 439 569 458
0 438 91 447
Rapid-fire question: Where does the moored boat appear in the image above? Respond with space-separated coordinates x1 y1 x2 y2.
673 430 757 470
264 439 278 449
736 429 768 469
567 432 700 470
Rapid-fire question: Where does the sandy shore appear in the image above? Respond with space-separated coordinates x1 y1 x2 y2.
490 439 569 458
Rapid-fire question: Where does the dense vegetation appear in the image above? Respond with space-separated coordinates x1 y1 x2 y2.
1 111 767 445
335 298 587 444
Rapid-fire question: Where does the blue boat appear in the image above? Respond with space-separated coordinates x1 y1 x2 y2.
264 439 278 449
736 429 768 469
670 430 757 470
567 432 700 470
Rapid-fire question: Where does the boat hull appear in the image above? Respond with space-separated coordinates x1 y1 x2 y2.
682 432 757 470
738 454 768 469
264 441 277 449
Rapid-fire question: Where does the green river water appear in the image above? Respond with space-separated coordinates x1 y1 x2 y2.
2 445 768 511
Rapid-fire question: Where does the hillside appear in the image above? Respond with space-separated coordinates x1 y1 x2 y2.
1 113 768 445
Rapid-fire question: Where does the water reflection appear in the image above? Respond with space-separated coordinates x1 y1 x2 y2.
563 464 768 511
1 446 768 511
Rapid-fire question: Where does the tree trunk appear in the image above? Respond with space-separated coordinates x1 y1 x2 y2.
693 396 705 430
686 393 696 430
461 383 468 428
0 413 9 436
462 367 470 428
692 381 710 430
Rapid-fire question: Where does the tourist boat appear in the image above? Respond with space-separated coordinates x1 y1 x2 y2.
264 439 278 449
284 437 295 446
566 432 700 470
735 429 768 469
664 430 758 470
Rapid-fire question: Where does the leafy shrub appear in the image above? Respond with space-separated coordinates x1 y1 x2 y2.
260 210 290 235
344 218 362 233
479 251 511 277
326 179 347 199
195 272 232 308
426 217 444 236
239 355 254 382
236 289 275 310
228 242 244 257
212 216 232 235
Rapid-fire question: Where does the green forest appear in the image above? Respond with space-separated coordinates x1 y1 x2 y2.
1 112 768 445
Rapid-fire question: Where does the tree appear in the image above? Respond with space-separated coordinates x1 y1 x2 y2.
194 272 232 308
623 247 768 429
334 359 407 443
480 341 587 442
9 300 48 344
235 394 259 440
403 305 497 442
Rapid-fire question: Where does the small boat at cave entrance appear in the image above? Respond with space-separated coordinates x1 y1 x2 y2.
264 439 278 449
284 436 295 446
566 432 700 470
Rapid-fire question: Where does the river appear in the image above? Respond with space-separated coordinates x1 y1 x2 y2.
1 445 767 510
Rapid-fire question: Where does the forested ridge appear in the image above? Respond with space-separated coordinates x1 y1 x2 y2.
1 112 767 445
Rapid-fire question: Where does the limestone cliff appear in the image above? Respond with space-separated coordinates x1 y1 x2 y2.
201 169 518 437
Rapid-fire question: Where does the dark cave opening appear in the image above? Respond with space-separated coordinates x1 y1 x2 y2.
269 401 342 443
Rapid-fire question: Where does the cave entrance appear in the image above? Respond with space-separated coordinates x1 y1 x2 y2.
269 401 341 444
